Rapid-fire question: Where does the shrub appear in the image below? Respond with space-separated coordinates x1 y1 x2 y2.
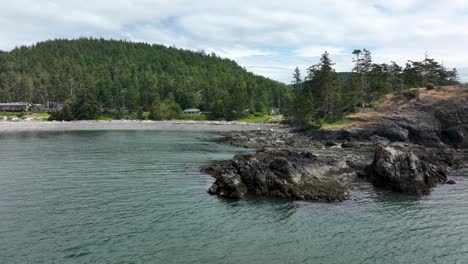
48 103 74 121
136 108 145 120
306 118 325 130
402 88 420 100
426 83 435 90
149 104 163 120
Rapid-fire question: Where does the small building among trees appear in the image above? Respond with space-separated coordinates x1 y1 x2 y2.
183 108 201 115
0 102 30 112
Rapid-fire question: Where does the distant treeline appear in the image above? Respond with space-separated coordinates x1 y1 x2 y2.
289 49 459 127
0 38 289 120
0 39 459 123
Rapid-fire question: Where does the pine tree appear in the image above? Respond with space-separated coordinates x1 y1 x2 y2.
149 93 162 121
291 67 302 116
307 52 341 119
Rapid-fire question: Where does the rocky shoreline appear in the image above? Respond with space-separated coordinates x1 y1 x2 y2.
203 92 468 201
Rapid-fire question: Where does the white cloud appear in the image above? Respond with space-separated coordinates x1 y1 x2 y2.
0 0 467 82
295 46 346 58
212 48 272 59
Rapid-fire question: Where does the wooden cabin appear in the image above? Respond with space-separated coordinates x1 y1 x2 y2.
183 108 201 115
0 102 30 112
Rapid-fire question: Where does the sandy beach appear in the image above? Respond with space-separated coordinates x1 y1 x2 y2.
0 120 288 133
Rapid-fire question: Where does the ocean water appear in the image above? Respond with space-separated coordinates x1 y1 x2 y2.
0 130 467 264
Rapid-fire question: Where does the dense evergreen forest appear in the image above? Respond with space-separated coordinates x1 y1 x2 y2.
289 50 459 127
0 38 290 120
0 38 459 124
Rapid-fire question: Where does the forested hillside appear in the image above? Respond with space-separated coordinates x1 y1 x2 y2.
0 38 290 120
289 50 459 127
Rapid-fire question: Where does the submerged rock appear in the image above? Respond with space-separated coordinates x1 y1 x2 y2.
203 148 354 201
363 145 447 194
446 179 456 185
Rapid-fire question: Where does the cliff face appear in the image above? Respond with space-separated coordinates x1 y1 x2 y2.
377 96 468 147
312 86 468 148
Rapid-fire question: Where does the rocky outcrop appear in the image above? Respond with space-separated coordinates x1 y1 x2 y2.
223 130 313 149
309 93 468 148
202 148 355 201
363 145 447 194
211 88 468 201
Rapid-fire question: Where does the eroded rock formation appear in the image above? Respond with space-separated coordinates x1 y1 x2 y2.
203 148 354 201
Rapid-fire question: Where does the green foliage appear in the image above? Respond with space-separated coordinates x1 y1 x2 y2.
48 91 100 121
237 112 271 123
48 101 74 121
426 83 435 90
290 52 341 126
179 113 208 121
289 49 458 129
0 38 290 121
136 107 145 120
306 119 324 130
305 118 353 130
369 97 385 108
320 118 354 129
149 104 163 121
113 108 124 120
69 91 101 120
96 114 113 120
32 112 50 121
160 95 183 120
402 88 420 100
403 57 459 87
0 111 25 117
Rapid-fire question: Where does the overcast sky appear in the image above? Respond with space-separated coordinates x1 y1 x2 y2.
1 0 467 83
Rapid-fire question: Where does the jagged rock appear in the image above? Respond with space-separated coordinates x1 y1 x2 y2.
341 141 358 148
203 148 354 201
369 135 391 145
363 145 447 194
346 160 368 177
376 123 409 142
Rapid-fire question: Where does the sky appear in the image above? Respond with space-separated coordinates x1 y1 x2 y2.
1 0 467 83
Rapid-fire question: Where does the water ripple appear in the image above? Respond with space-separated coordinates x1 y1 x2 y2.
0 131 467 264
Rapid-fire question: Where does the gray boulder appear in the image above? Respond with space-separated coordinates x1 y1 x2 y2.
364 145 447 194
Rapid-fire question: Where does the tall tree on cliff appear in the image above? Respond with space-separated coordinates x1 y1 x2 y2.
307 52 342 119
291 67 302 117
349 49 373 106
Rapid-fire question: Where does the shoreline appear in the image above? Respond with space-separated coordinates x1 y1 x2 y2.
0 120 289 133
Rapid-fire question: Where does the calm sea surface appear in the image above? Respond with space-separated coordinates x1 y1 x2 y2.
0 131 467 264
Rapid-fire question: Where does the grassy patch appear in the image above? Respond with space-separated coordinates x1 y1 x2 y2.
178 113 208 121
237 113 271 123
0 111 50 121
32 112 50 121
0 111 25 116
96 114 114 120
306 118 354 130
370 97 386 107
320 118 354 129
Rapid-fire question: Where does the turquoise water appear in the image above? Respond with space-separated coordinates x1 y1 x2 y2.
0 131 467 264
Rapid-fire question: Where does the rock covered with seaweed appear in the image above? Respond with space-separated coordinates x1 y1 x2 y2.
202 148 355 201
